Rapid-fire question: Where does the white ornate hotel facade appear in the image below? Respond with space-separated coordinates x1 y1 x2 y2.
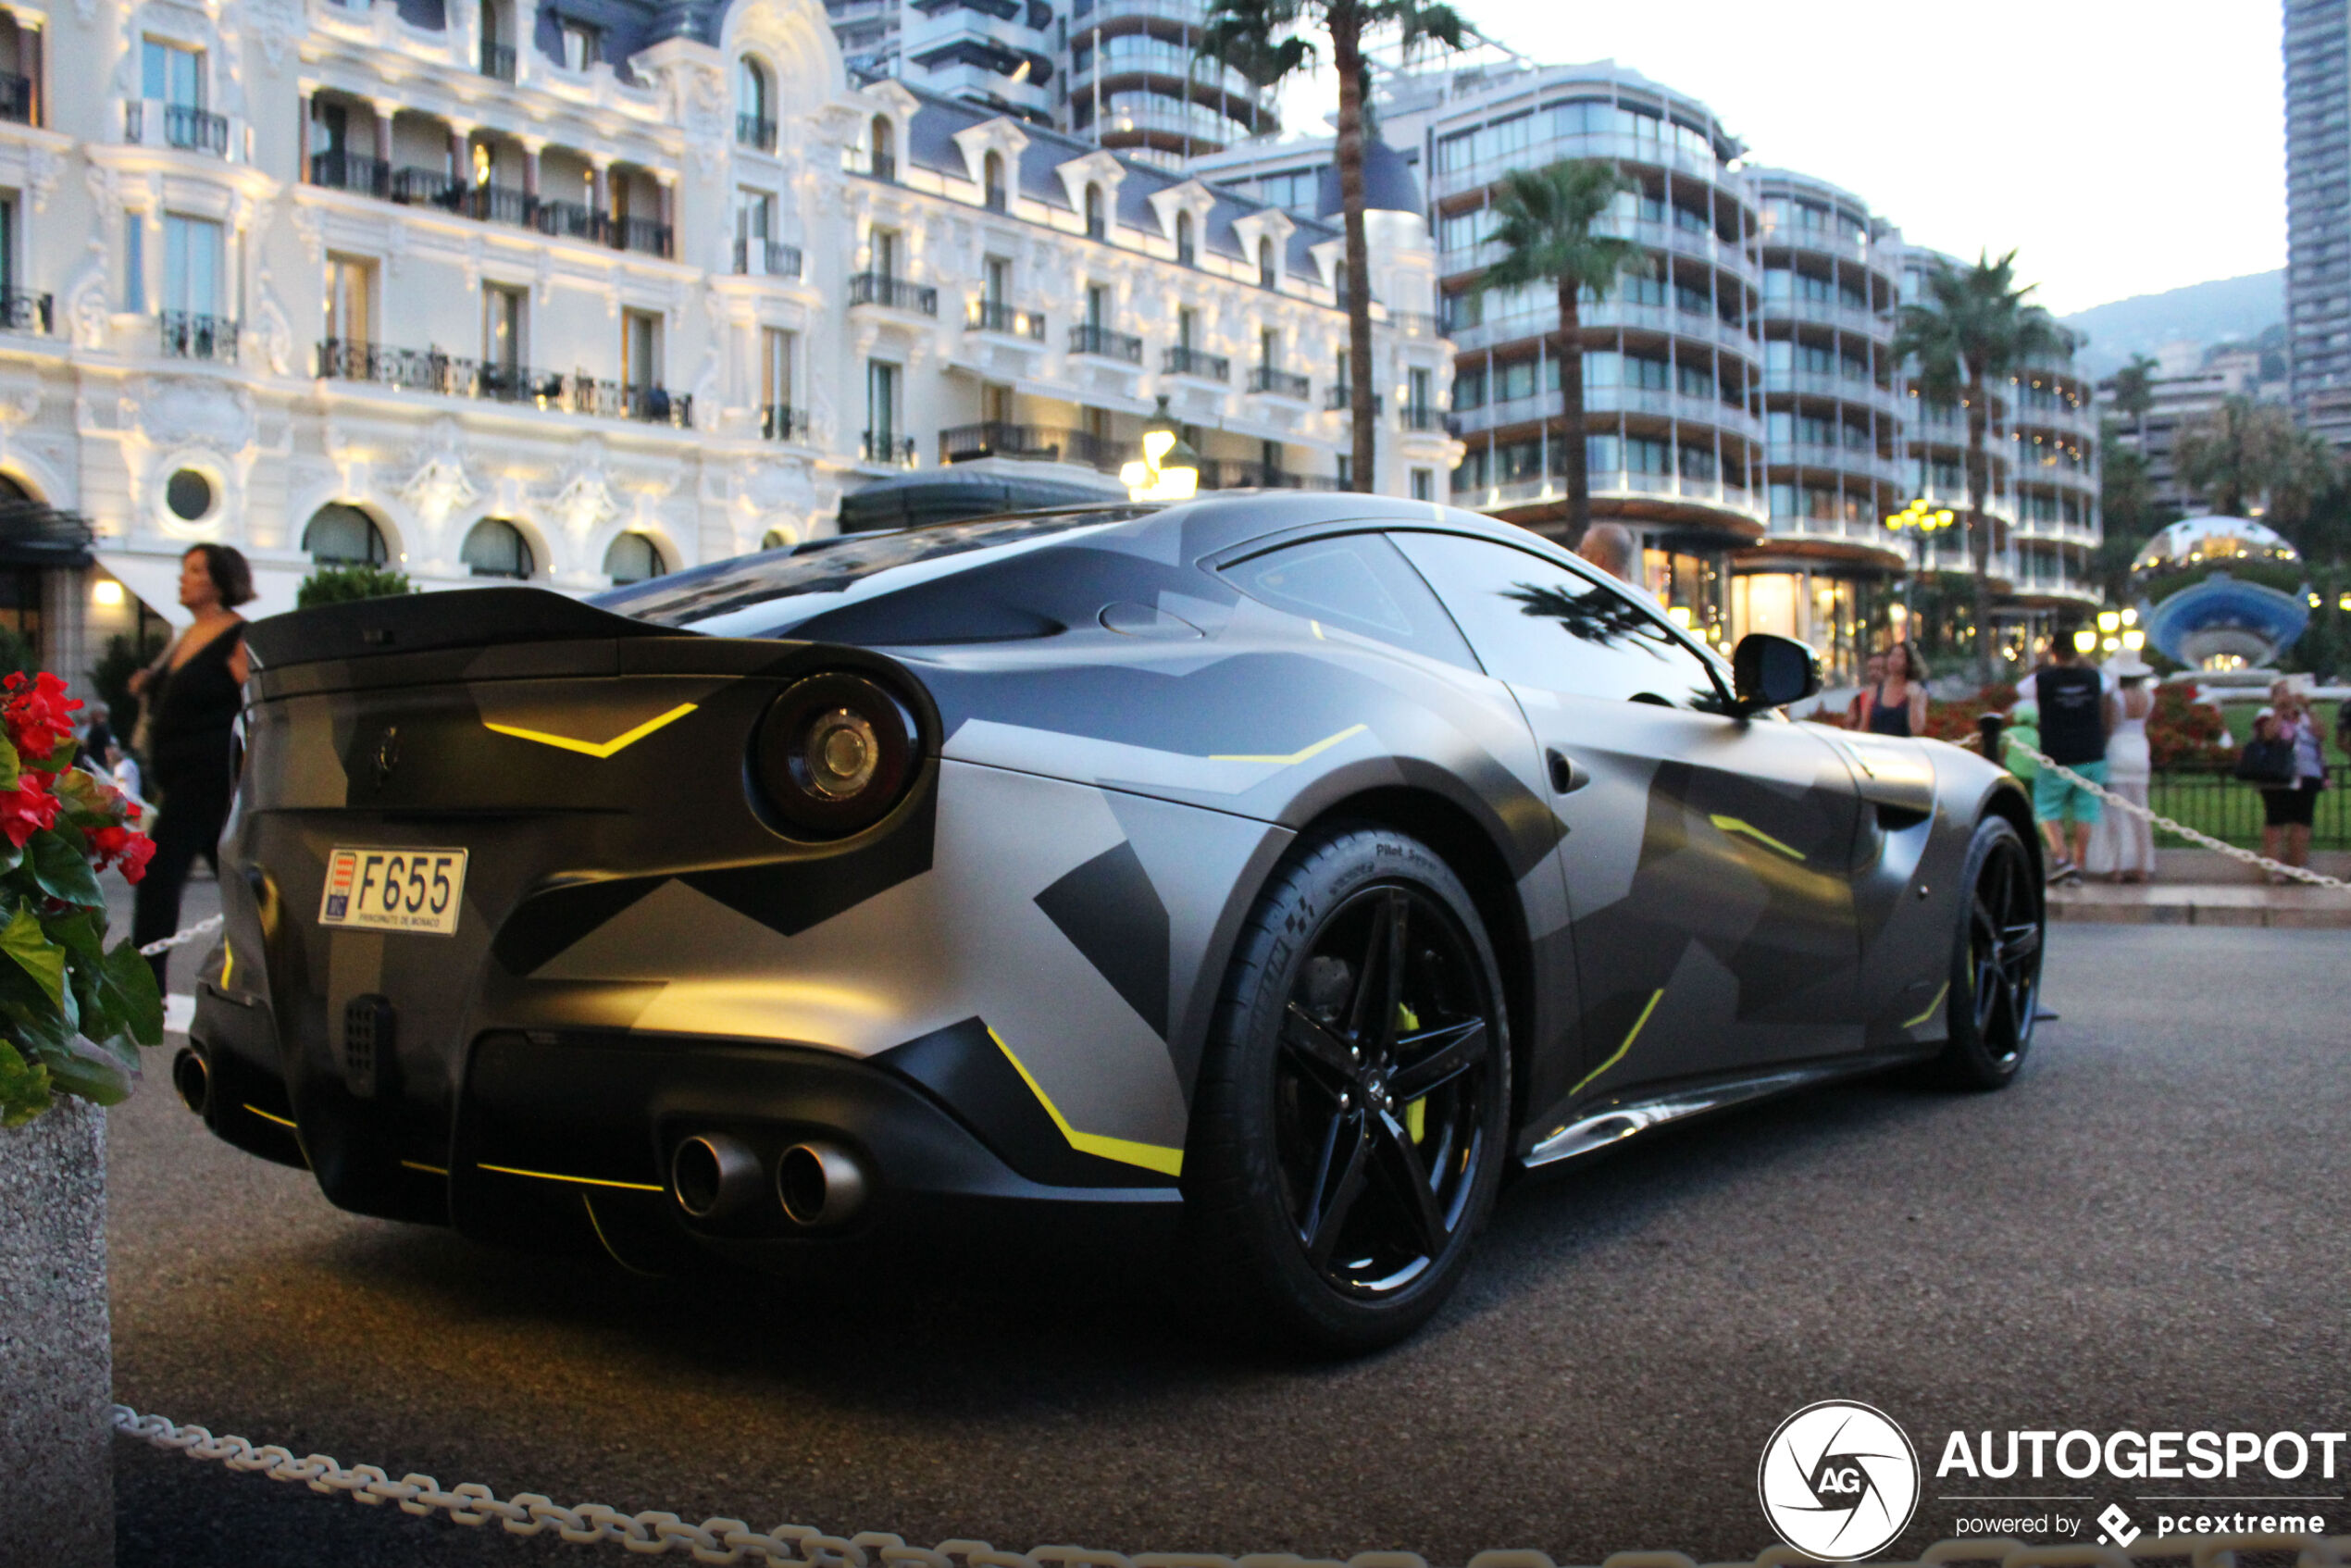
0 0 1450 689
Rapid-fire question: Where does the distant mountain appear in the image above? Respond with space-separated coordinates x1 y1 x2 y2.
2059 271 2283 379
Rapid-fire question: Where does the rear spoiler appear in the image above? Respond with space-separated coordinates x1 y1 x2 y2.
246 587 667 668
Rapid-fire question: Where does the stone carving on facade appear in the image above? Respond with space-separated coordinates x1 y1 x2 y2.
23 146 57 214
250 0 302 69
135 378 259 454
253 270 295 377
61 254 110 353
397 419 480 530
546 440 622 540
676 62 730 180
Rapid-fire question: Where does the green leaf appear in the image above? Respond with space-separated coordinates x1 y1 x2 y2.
99 940 164 1048
0 733 19 792
39 1041 131 1107
0 901 66 1009
27 829 105 908
0 1039 51 1127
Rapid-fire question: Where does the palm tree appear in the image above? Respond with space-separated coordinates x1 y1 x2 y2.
2173 395 2324 518
1478 160 1644 548
2109 352 2159 450
1199 0 1472 492
1891 251 2063 683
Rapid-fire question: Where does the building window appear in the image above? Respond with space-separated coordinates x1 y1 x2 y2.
866 358 899 450
142 39 203 107
983 150 1005 210
1259 326 1276 367
325 254 372 348
1258 237 1275 288
462 518 534 579
123 214 143 313
482 282 524 375
622 308 660 392
1409 367 1432 416
1411 468 1434 502
871 224 898 279
1084 182 1104 240
761 327 794 413
1086 282 1108 327
558 18 601 70
736 57 771 147
162 213 220 317
1177 305 1197 351
604 531 667 586
870 115 894 180
304 504 388 566
1176 210 1194 266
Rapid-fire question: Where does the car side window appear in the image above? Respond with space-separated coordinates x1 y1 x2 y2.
1220 531 1478 670
1391 531 1729 711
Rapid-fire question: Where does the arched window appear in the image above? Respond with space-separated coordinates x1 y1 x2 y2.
1258 237 1275 288
1083 183 1105 239
462 518 534 579
303 504 388 566
1176 211 1194 265
760 528 794 552
870 115 895 180
737 58 772 149
982 151 1005 210
603 531 667 586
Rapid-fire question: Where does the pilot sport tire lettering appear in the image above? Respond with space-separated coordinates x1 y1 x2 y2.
1933 815 2044 1091
1186 825 1511 1354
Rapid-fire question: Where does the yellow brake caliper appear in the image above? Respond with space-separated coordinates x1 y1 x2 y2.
1397 1003 1425 1142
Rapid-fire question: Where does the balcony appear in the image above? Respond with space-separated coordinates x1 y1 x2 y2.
761 404 810 442
479 42 516 81
849 272 938 315
732 238 803 279
1197 459 1339 491
607 215 674 258
126 101 230 156
1069 323 1142 363
863 430 916 466
313 338 693 426
1163 345 1228 380
466 182 532 226
1399 404 1444 431
1325 385 1383 414
0 289 50 335
967 299 1046 341
0 72 31 126
1387 311 1442 339
1247 366 1311 399
161 312 238 363
737 113 776 151
940 421 1124 471
309 150 391 197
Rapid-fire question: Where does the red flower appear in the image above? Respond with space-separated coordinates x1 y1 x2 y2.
2 671 81 763
0 778 59 848
89 824 155 883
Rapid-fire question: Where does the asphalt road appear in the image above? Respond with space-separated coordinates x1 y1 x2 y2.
106 924 2351 1567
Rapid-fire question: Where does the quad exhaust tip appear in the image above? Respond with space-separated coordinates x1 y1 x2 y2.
171 1048 211 1118
777 1141 866 1228
668 1133 764 1221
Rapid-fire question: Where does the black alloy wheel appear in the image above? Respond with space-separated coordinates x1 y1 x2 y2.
1188 826 1510 1352
1934 815 2043 1089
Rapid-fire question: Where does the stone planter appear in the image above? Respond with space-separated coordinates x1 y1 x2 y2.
0 1099 115 1568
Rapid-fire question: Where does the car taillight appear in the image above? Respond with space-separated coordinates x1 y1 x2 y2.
750 672 919 837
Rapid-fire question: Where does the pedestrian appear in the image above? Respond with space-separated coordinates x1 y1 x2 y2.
2252 679 2327 884
2085 654 2156 883
1865 642 1930 738
1844 651 1886 730
2029 628 2117 885
131 544 255 990
78 702 116 779
1576 522 1636 583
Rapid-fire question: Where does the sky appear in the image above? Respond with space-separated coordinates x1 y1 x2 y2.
1280 0 2286 317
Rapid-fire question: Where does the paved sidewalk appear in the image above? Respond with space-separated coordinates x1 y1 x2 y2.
2047 878 2351 926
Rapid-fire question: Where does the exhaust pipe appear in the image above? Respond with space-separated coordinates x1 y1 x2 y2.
777 1141 867 1228
171 1048 212 1118
668 1134 764 1222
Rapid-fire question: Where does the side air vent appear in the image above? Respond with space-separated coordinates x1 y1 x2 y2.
342 994 397 1099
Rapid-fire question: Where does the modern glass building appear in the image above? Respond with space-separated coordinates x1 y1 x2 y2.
2285 0 2351 449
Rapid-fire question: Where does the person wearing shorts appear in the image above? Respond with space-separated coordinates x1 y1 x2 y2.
2030 630 2116 885
2254 684 2328 883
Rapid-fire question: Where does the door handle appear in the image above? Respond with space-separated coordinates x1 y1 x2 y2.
1546 749 1588 794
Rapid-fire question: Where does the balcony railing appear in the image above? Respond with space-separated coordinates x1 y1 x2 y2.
1163 345 1228 380
1387 310 1442 338
309 150 391 197
862 430 916 466
849 273 938 315
761 404 811 442
162 312 239 363
1197 459 1340 491
1 289 52 334
313 339 691 425
466 182 533 226
608 215 674 258
939 421 1125 472
1325 386 1383 414
127 101 230 156
1399 404 1443 431
732 238 803 279
0 72 32 126
967 299 1046 340
392 166 464 206
1069 323 1142 363
479 42 516 80
737 113 776 151
1247 366 1311 399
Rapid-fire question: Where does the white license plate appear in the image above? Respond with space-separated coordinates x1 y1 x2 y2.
317 847 468 936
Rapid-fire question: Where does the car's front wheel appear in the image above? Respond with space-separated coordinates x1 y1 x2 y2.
1932 814 2044 1090
1186 825 1511 1354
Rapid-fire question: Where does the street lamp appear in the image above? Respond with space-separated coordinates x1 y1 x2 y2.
1122 396 1200 501
1883 497 1958 628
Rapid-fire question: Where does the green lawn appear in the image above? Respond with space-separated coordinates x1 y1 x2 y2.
2144 697 2346 850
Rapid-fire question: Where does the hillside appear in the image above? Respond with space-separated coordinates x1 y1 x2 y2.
2058 270 2283 378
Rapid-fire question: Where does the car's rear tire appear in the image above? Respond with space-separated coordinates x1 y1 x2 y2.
1185 824 1511 1355
1931 814 2044 1090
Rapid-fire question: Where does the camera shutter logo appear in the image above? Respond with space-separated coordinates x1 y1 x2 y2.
1758 1400 1921 1561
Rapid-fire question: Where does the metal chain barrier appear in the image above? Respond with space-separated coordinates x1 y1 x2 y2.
109 1405 2351 1568
138 912 224 957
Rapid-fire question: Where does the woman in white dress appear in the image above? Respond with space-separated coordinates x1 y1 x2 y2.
2087 654 2156 882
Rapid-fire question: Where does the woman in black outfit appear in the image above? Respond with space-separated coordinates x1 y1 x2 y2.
1867 641 1931 738
131 544 255 989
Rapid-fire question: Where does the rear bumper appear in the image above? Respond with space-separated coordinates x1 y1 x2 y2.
186 993 1182 1274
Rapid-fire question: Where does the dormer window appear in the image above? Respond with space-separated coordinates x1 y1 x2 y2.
558 17 600 70
870 115 895 181
1258 237 1275 288
737 58 774 150
983 150 1006 211
1176 211 1194 266
1084 182 1104 240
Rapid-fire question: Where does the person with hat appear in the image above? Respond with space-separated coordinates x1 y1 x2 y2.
2085 652 2156 882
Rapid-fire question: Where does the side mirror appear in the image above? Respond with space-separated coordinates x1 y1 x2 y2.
1731 633 1821 714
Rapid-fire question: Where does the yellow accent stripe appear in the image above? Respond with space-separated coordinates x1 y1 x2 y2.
1902 980 1951 1031
481 703 699 759
987 1027 1184 1176
1569 989 1665 1098
1708 813 1806 862
220 940 233 989
243 1103 298 1131
1209 722 1368 766
580 1195 665 1277
477 1162 665 1192
400 1160 448 1176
